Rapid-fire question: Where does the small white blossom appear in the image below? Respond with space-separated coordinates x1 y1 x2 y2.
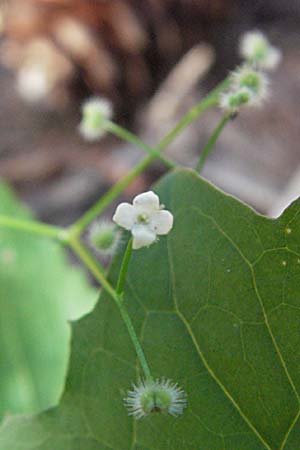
113 191 173 250
239 30 282 71
79 96 112 141
124 378 187 419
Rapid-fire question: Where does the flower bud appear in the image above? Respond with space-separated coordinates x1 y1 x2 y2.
79 97 112 141
233 65 268 96
17 66 52 103
239 30 281 71
219 87 252 113
220 65 269 112
89 221 120 256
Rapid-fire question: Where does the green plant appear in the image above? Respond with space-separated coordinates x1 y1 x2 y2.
1 32 296 450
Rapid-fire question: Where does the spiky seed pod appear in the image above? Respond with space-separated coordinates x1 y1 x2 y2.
89 220 121 256
124 378 187 419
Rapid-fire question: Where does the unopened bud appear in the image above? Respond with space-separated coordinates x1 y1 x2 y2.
239 30 281 71
89 220 120 256
79 97 112 141
219 87 252 113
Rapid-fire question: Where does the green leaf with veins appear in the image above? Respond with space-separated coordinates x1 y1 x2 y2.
0 184 96 419
1 169 300 449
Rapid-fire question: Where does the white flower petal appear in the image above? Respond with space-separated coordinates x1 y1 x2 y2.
82 97 112 119
132 225 156 249
113 203 136 230
79 122 106 141
263 47 282 71
133 191 159 211
149 210 173 235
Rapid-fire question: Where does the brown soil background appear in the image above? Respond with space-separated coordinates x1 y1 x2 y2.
1 0 300 226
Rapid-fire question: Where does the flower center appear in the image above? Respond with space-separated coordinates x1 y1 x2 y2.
137 213 150 224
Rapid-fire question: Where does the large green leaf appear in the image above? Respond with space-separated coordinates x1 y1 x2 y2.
1 168 300 449
0 184 96 418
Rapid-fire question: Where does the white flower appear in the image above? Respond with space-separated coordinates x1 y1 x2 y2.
239 30 282 71
113 191 173 250
79 96 112 141
124 378 187 419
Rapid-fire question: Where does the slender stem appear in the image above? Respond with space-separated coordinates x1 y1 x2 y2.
117 300 153 381
156 78 230 152
70 237 153 381
116 238 133 296
71 79 227 237
196 114 231 173
69 154 155 237
0 215 66 241
105 121 176 169
70 238 115 298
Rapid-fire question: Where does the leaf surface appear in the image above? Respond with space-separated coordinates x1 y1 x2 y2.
1 169 300 449
0 184 96 418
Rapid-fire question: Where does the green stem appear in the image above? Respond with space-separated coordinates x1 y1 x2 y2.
69 154 155 237
71 79 228 237
105 121 176 169
0 215 66 241
70 238 115 298
156 78 230 152
117 299 153 381
196 114 231 173
70 237 153 381
116 238 133 296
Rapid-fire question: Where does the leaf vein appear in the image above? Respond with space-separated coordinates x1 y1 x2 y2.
166 236 271 450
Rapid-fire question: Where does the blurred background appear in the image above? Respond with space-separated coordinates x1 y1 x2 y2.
1 0 300 224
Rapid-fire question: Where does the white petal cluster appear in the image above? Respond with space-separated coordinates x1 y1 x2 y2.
113 191 173 250
79 96 112 141
124 378 187 419
240 30 282 71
